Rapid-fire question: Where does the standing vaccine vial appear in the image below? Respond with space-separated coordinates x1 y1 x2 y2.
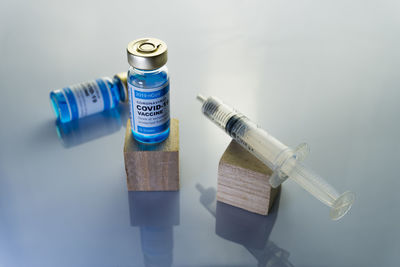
50 72 128 123
127 38 170 143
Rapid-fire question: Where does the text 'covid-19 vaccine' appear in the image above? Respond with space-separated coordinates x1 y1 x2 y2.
50 73 128 123
127 38 170 144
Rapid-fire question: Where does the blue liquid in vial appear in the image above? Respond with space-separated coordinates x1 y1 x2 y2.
128 66 170 144
50 77 124 123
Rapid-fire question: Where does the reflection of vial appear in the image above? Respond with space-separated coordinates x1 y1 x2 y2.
50 73 128 123
141 227 173 267
127 38 170 144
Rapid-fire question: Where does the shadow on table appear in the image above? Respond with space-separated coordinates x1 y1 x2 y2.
128 190 180 267
55 103 129 148
196 184 294 267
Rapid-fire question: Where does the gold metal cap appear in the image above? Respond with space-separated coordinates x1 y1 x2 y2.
113 72 128 102
127 38 168 70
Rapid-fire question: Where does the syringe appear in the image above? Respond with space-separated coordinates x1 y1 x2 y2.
197 95 355 220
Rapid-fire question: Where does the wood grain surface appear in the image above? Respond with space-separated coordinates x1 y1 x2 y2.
124 119 179 191
217 140 279 215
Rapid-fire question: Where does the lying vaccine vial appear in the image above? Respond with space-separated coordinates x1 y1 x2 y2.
50 72 128 123
55 105 129 148
126 38 170 144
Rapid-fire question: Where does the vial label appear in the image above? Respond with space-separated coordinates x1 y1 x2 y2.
129 81 170 136
65 79 112 119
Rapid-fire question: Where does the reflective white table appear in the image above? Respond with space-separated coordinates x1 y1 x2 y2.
1 1 399 266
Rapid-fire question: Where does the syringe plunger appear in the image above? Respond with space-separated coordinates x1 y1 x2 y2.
197 95 355 220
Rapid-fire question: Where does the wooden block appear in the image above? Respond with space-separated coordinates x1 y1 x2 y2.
124 119 179 191
217 140 279 215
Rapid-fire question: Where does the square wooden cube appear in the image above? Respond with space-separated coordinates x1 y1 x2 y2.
124 119 179 191
217 140 279 215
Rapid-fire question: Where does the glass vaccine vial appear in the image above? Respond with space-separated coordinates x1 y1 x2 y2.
55 107 126 148
50 72 128 123
127 38 170 143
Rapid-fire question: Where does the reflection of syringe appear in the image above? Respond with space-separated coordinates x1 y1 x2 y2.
197 95 355 220
196 184 294 267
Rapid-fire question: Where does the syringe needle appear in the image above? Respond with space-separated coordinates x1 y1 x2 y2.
196 94 206 103
198 94 355 220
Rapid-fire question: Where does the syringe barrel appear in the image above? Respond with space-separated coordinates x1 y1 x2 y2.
229 117 293 169
201 97 291 171
201 96 236 131
199 95 355 220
